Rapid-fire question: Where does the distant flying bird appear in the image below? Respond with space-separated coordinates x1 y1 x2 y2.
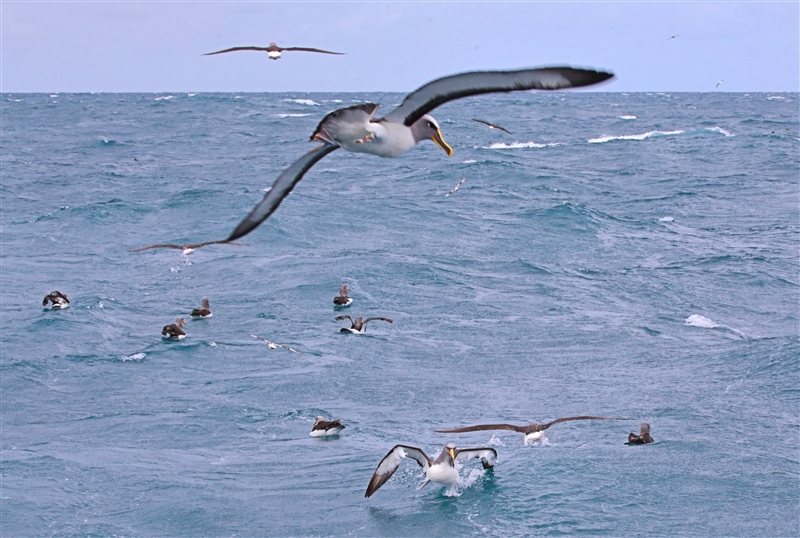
225 65 613 240
445 178 466 198
436 416 631 445
250 334 300 353
204 42 344 60
666 35 680 40
131 240 246 255
716 80 724 88
472 118 512 134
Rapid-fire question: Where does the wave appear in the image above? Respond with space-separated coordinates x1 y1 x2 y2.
589 130 684 143
120 352 146 362
154 95 174 101
706 126 734 137
485 141 558 149
619 115 637 120
274 113 311 118
284 98 319 106
767 96 785 101
658 216 674 222
685 314 719 328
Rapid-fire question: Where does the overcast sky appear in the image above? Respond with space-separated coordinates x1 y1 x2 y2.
2 1 798 93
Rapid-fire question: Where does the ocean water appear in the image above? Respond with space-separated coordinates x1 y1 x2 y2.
1 91 798 537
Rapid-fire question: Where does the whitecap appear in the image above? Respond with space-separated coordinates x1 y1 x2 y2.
274 113 311 118
767 96 785 101
588 130 684 143
284 98 319 106
658 216 674 222
685 314 719 329
486 141 548 149
154 95 174 101
120 353 146 362
207 341 216 347
462 159 477 164
618 115 637 120
187 93 196 97
706 127 734 137
49 94 58 98
487 434 505 447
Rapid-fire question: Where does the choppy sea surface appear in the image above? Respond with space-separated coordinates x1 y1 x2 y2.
1 91 798 537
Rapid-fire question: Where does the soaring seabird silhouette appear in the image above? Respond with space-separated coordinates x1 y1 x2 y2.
625 423 654 445
472 118 512 134
365 443 497 498
226 65 614 240
131 240 246 255
310 416 345 437
191 297 212 318
42 291 70 309
436 416 630 445
204 42 344 60
666 35 680 40
445 177 466 197
716 80 724 88
335 315 393 334
162 317 187 339
333 284 353 307
250 334 300 353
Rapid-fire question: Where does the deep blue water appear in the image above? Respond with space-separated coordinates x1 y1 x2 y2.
1 91 798 537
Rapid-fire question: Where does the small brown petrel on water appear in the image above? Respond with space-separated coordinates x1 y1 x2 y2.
625 423 654 445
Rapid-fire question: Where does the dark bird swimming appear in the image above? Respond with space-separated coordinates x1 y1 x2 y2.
191 297 212 318
333 284 353 307
365 443 497 498
226 65 614 240
625 423 654 445
310 416 345 437
162 317 187 340
42 291 70 309
436 416 630 445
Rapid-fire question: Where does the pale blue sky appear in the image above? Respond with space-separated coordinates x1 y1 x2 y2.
2 1 798 93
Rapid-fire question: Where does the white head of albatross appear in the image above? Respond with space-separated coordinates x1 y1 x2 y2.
224 65 614 241
365 442 497 498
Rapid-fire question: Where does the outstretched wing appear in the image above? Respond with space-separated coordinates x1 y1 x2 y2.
435 423 527 434
191 240 248 248
282 47 344 55
363 317 393 325
365 445 431 498
204 46 271 55
334 315 353 323
454 447 498 469
228 144 339 240
538 416 631 431
130 244 185 252
382 66 614 127
472 119 512 134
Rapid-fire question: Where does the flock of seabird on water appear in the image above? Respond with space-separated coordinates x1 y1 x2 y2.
43 49 662 499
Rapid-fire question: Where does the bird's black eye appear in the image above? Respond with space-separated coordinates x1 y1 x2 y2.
427 121 435 128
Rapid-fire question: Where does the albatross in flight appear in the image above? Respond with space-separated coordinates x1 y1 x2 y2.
131 240 246 255
472 118 512 134
204 42 344 60
226 65 614 240
436 415 630 445
365 443 497 498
